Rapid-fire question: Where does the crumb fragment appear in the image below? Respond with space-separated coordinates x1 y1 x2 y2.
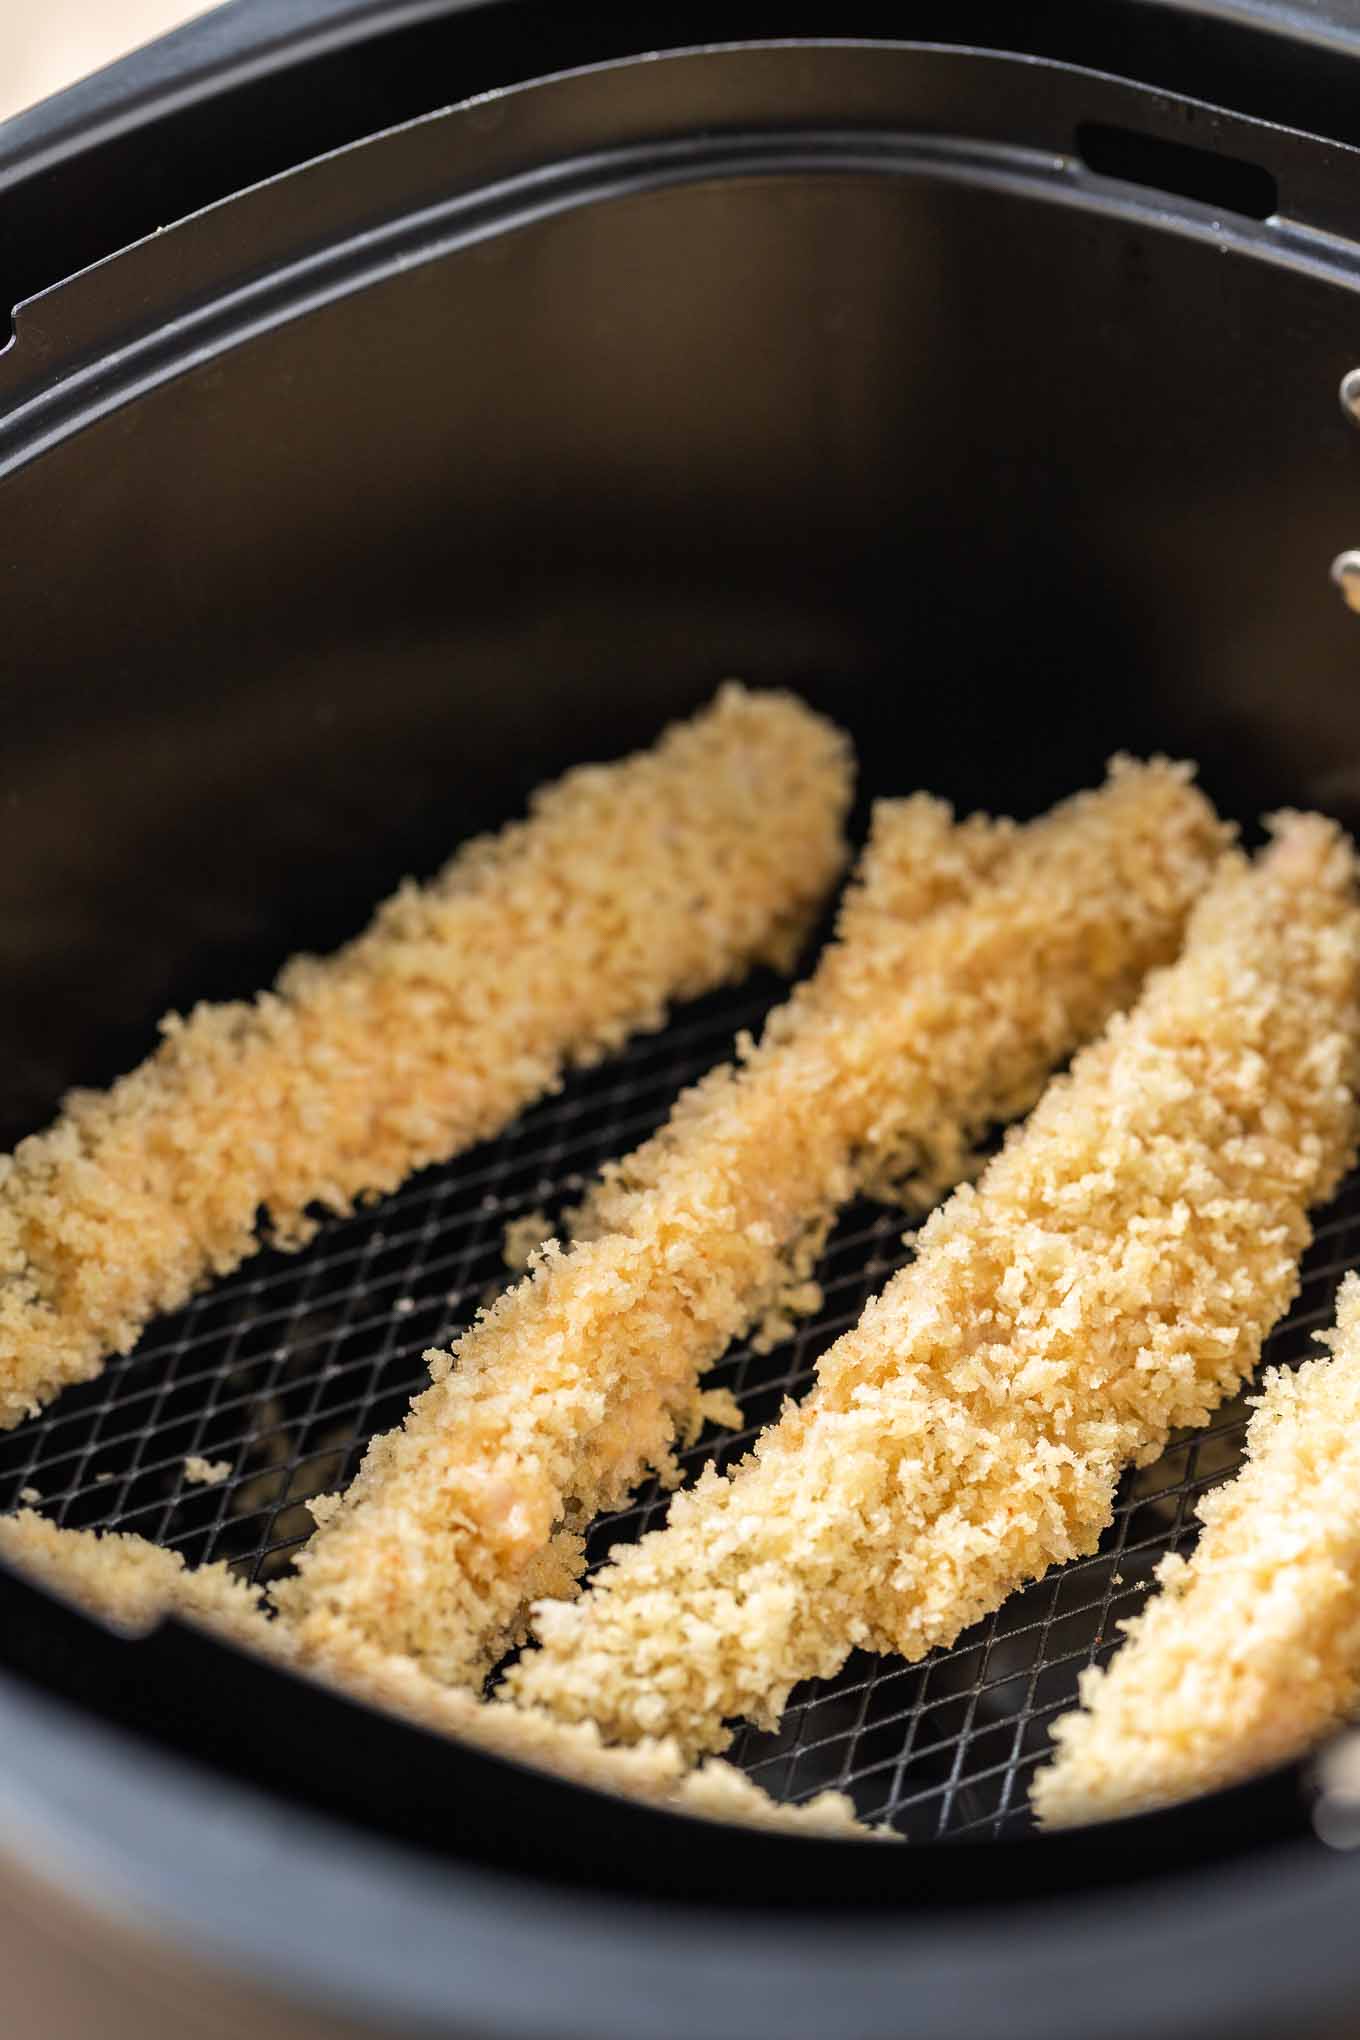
1034 1270 1360 1827
503 1210 552 1272
696 1386 744 1432
0 686 851 1430
280 758 1226 1683
511 817 1360 1757
184 1455 231 1487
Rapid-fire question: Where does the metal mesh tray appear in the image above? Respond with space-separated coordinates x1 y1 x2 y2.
3 967 1354 1843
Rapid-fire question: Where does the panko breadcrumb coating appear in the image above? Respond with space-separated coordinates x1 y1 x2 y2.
0 686 851 1430
279 759 1225 1683
0 1511 868 1838
0 1510 275 1649
1033 1271 1360 1827
509 817 1360 1756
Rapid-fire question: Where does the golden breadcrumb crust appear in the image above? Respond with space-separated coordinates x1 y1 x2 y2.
279 760 1226 1683
510 818 1360 1755
0 1511 868 1838
0 686 851 1430
1033 1270 1360 1827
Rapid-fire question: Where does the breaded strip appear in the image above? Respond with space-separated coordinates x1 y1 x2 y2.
1033 1271 1360 1828
510 818 1360 1755
0 1512 867 1837
279 760 1226 1683
0 686 851 1429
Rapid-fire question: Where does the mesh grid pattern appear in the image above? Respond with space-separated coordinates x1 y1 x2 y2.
3 970 1357 1843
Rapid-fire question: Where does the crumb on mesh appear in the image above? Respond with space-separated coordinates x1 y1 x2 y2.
1033 1270 1360 1826
280 757 1227 1687
696 1386 745 1432
0 685 852 1432
503 1210 553 1272
184 1455 232 1487
0 1511 872 1838
510 816 1360 1757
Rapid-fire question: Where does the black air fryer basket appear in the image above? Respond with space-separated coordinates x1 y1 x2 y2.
9 4 1360 2035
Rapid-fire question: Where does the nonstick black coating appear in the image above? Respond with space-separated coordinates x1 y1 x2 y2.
6 29 1360 2039
17 0 1360 345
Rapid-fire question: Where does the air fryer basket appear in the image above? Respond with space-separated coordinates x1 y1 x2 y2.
8 10 1360 2038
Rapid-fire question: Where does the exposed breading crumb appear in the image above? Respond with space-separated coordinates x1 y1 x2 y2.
18 1487 39 1505
0 1512 869 1837
183 1455 232 1487
696 1386 744 1431
279 759 1226 1684
0 686 851 1430
510 818 1360 1756
1034 1270 1360 1826
503 1210 552 1272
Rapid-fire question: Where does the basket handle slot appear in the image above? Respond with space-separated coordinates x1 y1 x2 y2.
1076 120 1277 221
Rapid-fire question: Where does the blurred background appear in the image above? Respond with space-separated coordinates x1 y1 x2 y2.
0 0 214 123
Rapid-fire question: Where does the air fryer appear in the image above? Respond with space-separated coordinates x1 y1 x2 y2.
5 5 1360 2037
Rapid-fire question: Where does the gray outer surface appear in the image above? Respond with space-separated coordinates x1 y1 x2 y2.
3 1674 1360 2040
